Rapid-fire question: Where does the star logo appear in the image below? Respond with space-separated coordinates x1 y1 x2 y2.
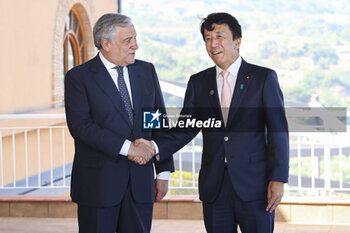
150 109 162 122
143 109 162 129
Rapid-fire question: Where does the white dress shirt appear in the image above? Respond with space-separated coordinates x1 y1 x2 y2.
216 56 242 103
216 56 242 163
99 52 170 180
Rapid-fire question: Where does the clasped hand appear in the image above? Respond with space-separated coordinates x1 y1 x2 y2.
127 138 155 165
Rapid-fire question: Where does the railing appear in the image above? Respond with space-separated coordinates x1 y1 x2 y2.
0 114 71 195
1 114 350 198
286 131 350 198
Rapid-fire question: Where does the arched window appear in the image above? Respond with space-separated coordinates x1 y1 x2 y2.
63 8 87 75
53 2 93 107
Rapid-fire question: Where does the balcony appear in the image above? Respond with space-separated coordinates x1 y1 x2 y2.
1 114 350 227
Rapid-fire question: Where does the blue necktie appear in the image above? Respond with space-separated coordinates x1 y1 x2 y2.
114 66 133 125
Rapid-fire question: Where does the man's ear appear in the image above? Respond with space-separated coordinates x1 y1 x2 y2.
235 38 242 50
101 39 111 51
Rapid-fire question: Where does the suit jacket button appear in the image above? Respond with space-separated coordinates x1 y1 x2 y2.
224 136 229 141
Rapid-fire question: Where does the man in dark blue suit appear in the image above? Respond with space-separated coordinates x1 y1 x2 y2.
138 12 289 233
64 13 174 233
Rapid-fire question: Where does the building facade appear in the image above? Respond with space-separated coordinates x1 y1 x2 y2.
0 0 117 113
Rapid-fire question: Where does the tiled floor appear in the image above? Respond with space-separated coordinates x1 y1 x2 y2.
0 218 350 233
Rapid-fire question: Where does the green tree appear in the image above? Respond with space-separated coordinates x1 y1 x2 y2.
284 86 311 103
340 28 350 41
259 41 278 59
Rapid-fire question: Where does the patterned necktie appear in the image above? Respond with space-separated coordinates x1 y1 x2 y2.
114 66 133 125
220 70 232 126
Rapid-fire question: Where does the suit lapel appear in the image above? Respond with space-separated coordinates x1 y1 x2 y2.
89 55 132 128
226 59 251 126
206 67 223 121
127 63 142 127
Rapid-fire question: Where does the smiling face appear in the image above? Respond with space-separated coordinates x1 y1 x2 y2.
101 24 138 66
204 24 241 70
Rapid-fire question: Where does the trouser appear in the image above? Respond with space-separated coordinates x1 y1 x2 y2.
203 166 274 233
77 185 153 233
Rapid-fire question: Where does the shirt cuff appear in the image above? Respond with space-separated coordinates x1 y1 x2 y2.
152 140 159 154
156 171 171 180
119 140 131 156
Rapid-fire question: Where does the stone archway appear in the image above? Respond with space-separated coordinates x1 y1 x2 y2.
52 0 96 108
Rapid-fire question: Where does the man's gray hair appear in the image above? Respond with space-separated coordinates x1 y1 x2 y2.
93 13 133 50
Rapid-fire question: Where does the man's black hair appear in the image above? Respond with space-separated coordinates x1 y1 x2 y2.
200 12 242 41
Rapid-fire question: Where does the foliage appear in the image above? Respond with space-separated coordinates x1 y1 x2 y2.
289 155 350 182
168 170 199 195
341 28 350 41
124 0 350 108
259 41 278 59
309 44 339 69
283 86 311 103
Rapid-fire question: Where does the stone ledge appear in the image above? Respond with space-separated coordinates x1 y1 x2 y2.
0 195 72 203
1 195 350 224
0 195 200 203
282 197 350 206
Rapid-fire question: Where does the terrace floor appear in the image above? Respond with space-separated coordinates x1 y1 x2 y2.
0 218 350 233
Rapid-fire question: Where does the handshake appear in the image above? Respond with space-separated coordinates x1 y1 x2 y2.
127 138 156 165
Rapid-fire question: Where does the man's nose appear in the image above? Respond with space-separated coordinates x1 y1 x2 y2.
210 38 218 48
131 40 138 50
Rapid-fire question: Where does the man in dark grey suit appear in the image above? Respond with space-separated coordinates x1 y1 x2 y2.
65 13 174 233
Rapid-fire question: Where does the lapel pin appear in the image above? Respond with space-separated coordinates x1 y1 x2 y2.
240 84 244 90
210 90 214 95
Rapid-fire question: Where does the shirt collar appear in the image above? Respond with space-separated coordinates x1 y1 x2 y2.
99 52 119 70
216 56 242 78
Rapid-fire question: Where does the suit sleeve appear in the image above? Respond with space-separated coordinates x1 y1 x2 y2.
154 76 200 163
263 70 289 183
64 70 125 159
149 64 175 173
